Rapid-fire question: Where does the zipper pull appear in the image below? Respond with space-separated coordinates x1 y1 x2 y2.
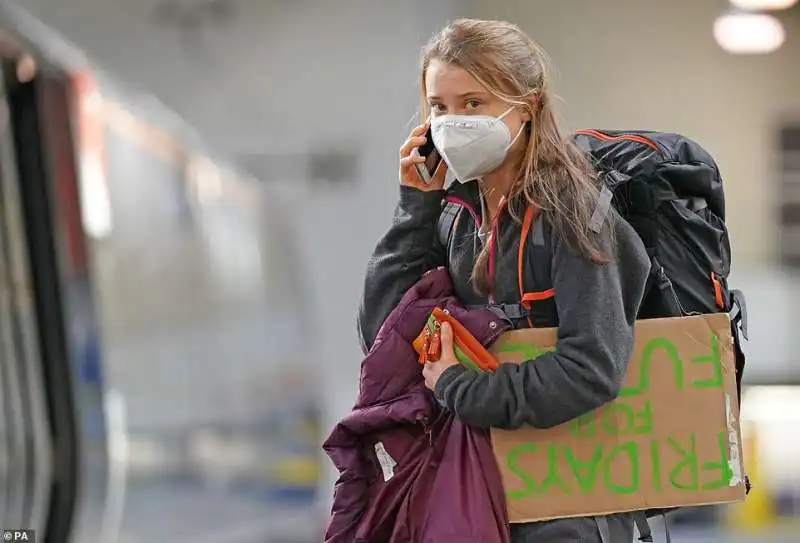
421 328 431 363
427 322 442 362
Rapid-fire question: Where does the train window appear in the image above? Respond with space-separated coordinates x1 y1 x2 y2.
82 83 319 541
779 123 800 270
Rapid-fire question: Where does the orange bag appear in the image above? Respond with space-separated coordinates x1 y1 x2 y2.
412 307 499 372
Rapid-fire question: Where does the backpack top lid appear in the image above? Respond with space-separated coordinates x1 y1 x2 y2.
573 129 726 220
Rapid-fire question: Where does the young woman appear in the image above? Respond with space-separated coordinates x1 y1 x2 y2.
357 18 650 543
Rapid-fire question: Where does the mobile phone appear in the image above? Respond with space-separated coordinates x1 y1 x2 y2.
411 127 442 184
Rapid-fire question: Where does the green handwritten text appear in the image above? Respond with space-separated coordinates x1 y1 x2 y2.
497 334 723 399
619 333 724 398
504 431 732 500
570 401 653 439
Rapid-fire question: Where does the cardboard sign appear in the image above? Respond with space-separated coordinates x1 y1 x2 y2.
489 314 746 523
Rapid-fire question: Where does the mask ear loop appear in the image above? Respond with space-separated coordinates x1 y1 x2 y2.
497 104 529 152
507 123 526 150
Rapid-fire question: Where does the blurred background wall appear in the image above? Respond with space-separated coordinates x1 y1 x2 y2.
2 0 799 541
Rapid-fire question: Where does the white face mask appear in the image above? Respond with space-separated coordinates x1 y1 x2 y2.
431 106 525 183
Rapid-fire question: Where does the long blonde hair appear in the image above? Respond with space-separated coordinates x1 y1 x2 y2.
420 19 607 296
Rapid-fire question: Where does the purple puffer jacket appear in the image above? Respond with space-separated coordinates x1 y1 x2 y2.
323 267 512 543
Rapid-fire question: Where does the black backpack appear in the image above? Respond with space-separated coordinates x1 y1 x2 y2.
571 129 747 397
437 128 750 540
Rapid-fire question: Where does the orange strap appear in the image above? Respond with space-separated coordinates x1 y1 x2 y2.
711 272 725 310
518 206 556 313
522 289 556 304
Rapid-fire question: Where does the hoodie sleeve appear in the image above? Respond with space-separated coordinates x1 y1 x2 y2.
357 186 446 354
433 214 650 430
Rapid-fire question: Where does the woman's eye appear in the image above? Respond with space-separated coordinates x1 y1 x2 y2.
430 103 446 114
466 100 482 109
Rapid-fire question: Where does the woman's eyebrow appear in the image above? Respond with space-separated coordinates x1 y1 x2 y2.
458 91 488 98
427 90 488 100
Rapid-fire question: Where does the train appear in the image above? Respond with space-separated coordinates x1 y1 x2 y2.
0 6 322 542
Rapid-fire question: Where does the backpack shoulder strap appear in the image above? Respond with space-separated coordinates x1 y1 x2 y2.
518 206 552 298
436 200 460 249
517 185 613 327
517 206 557 327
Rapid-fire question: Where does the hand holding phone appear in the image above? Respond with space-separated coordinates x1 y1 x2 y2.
399 122 447 191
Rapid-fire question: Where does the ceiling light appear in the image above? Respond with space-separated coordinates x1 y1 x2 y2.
729 0 798 10
714 12 786 54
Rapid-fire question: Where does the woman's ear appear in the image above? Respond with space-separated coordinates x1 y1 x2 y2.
520 103 533 123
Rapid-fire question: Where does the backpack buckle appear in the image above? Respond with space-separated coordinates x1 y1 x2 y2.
602 169 631 189
482 303 530 322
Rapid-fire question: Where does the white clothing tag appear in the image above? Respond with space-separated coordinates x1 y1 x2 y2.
374 441 397 482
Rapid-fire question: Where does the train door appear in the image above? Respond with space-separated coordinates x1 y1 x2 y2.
0 44 110 541
0 58 56 536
